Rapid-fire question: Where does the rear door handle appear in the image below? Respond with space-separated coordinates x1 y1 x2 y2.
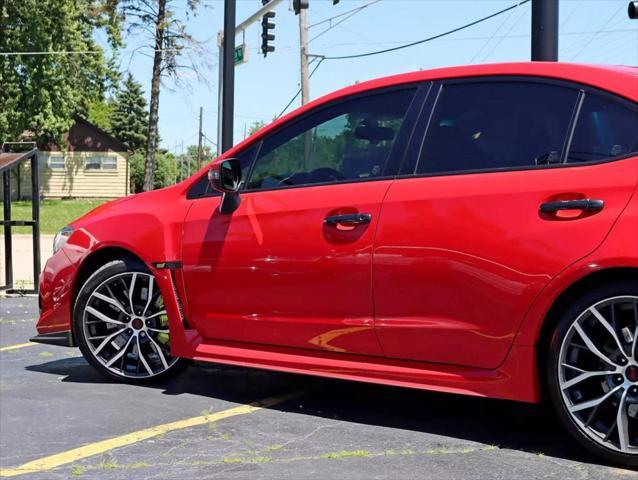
324 213 372 226
539 199 605 213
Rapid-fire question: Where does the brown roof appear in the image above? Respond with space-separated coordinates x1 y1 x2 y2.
35 116 129 153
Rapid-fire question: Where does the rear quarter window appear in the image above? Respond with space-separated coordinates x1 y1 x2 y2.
567 94 638 163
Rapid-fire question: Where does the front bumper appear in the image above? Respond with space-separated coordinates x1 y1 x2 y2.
36 249 78 338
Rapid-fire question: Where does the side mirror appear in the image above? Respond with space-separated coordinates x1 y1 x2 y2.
208 158 242 214
209 158 242 193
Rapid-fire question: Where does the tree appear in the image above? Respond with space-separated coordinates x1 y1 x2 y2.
120 0 203 192
174 144 214 180
248 120 266 137
87 99 115 132
111 73 148 152
0 0 120 145
129 149 177 192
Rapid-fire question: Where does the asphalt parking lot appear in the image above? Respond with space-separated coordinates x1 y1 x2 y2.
1 296 636 479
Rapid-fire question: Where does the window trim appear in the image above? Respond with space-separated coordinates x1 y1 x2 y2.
402 75 638 179
85 155 118 172
48 155 66 170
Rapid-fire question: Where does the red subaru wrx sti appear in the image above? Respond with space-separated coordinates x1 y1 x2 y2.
34 62 638 467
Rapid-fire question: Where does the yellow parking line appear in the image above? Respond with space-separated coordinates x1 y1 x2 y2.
0 342 37 352
0 389 306 477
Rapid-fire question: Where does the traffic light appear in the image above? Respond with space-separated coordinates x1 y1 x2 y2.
629 1 638 19
293 0 309 15
333 0 340 4
261 11 276 57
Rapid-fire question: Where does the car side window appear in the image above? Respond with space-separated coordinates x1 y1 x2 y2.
247 89 416 191
567 94 638 163
416 82 578 174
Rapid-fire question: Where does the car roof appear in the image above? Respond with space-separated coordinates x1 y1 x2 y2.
221 62 637 161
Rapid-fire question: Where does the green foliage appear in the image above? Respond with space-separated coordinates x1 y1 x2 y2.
173 144 215 180
0 0 121 145
87 99 115 132
130 149 177 192
111 73 148 152
248 121 266 137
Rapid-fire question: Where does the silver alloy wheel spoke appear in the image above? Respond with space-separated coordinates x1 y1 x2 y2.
145 310 167 320
86 306 126 326
561 370 615 390
617 388 630 451
128 273 137 315
569 385 622 413
137 335 154 376
82 271 177 379
142 276 154 317
147 335 169 370
105 335 133 367
92 291 128 315
589 306 627 359
559 296 638 455
573 322 618 367
147 327 169 333
93 328 126 355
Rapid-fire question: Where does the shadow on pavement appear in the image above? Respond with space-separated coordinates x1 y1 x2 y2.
27 357 594 468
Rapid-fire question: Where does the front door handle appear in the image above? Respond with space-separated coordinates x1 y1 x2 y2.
539 199 605 213
324 213 372 226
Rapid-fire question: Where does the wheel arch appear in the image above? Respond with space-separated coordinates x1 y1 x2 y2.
537 267 638 351
535 266 638 398
70 247 147 340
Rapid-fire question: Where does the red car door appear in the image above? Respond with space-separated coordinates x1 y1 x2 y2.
181 87 420 355
373 80 638 369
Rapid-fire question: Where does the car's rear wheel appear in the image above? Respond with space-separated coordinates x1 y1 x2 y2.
73 258 188 383
548 281 638 468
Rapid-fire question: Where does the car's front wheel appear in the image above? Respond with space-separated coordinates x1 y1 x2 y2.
73 258 188 383
548 281 638 468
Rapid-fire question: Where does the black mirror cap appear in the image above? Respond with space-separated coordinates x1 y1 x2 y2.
209 158 242 193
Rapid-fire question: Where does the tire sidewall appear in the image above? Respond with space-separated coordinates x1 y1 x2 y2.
73 258 187 384
547 280 638 469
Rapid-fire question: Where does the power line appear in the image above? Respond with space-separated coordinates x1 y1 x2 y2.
308 0 382 45
570 3 625 60
276 58 325 119
309 3 378 44
318 0 531 61
481 1 530 63
308 0 381 30
468 0 521 64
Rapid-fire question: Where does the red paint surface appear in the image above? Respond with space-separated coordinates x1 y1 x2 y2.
36 63 638 403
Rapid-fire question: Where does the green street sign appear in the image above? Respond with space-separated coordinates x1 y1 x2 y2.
234 44 248 66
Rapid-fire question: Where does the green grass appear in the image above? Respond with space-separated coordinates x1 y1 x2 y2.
9 199 109 234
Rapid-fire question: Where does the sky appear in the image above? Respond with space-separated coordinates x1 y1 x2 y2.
109 0 638 154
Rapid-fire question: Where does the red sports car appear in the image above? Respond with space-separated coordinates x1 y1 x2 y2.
34 62 638 468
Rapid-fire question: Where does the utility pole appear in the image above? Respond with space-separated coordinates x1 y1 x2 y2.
531 0 558 61
221 0 237 154
217 0 285 152
197 106 203 168
299 7 310 105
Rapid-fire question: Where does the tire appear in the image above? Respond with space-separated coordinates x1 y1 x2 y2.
547 280 638 469
73 258 188 383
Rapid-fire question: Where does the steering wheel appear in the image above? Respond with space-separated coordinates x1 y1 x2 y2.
268 174 295 186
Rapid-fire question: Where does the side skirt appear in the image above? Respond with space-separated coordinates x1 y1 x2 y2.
185 338 540 403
